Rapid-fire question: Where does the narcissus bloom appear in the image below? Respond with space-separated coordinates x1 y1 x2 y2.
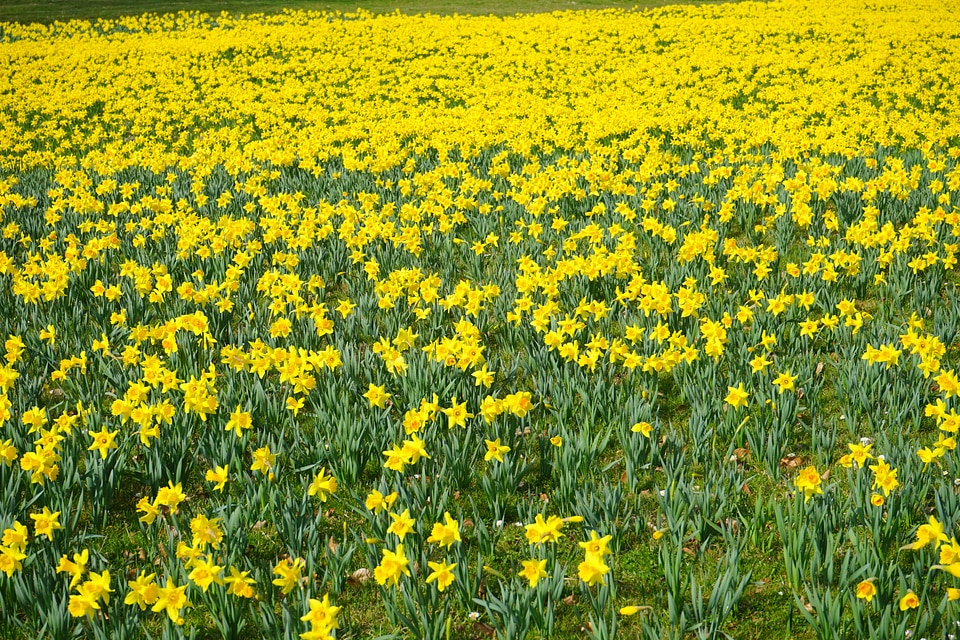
30 506 62 539
426 512 461 549
301 593 341 637
387 509 415 541
725 384 749 408
856 579 877 603
794 466 823 501
188 557 224 592
472 365 494 388
579 530 612 558
251 446 276 475
68 584 101 618
484 438 510 463
578 554 610 587
846 442 873 467
224 406 252 438
869 458 899 496
124 572 159 610
772 370 797 393
426 560 456 592
899 590 919 611
519 558 548 587
0 545 26 577
56 549 89 588
2 520 28 551
87 427 119 458
190 514 224 550
308 467 338 501
137 497 160 524
365 489 398 514
363 383 390 408
155 481 186 513
400 434 430 464
443 397 473 428
631 421 652 437
272 557 305 595
374 544 410 587
152 579 190 624
525 514 564 545
910 516 948 550
205 464 229 492
224 566 256 598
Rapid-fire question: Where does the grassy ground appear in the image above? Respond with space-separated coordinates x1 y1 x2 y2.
0 0 702 23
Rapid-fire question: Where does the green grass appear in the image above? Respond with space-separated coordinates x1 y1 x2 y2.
0 0 702 24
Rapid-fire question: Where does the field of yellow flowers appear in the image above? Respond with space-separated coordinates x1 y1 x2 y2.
2 0 960 638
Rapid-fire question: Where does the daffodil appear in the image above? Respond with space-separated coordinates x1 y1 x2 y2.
374 544 410 587
724 384 749 409
87 427 119 459
794 466 823 501
425 560 456 592
426 512 461 549
519 558 548 587
484 438 510 463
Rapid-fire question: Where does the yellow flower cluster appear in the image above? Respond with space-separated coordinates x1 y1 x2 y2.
1 0 960 636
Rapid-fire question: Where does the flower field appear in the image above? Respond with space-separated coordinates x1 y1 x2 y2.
1 0 960 637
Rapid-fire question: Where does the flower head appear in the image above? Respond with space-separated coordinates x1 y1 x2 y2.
426 560 456 592
87 428 119 459
899 590 919 611
30 506 62 539
484 438 510 463
152 578 190 624
855 579 877 603
374 544 410 587
794 466 823 501
426 512 461 549
519 558 548 588
724 384 749 409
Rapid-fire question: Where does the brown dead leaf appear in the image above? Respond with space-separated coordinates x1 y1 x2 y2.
347 568 373 585
815 361 824 377
252 520 267 530
473 621 496 637
562 595 576 606
780 454 807 469
328 536 339 553
724 518 740 535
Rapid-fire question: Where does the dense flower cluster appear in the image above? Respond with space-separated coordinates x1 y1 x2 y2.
0 0 959 637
